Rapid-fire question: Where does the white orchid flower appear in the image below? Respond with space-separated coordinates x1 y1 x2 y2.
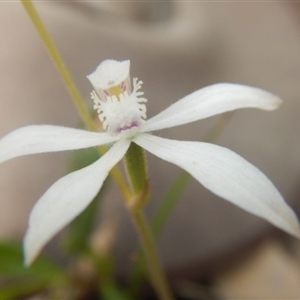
0 59 299 265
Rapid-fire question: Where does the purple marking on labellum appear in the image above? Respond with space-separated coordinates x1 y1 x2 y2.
116 121 139 133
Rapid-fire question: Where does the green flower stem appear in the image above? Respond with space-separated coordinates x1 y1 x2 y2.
21 0 131 202
124 143 148 207
124 143 173 300
21 0 93 131
129 209 174 300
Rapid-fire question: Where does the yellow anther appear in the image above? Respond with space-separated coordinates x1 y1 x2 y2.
108 85 122 98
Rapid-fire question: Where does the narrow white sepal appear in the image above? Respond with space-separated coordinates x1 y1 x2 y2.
134 134 300 237
144 83 282 132
0 125 119 164
23 139 130 266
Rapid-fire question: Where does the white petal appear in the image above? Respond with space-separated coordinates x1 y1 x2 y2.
0 125 118 164
134 134 300 237
144 83 282 132
24 139 130 265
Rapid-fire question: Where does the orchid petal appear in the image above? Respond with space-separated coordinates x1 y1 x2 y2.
0 125 118 164
134 134 300 237
24 139 130 266
144 83 282 132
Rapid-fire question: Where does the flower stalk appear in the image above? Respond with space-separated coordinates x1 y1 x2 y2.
128 209 174 300
123 144 173 298
123 137 172 299
21 0 93 131
109 85 172 300
124 143 149 208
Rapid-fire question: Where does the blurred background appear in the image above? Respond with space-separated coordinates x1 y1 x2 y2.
1 1 300 298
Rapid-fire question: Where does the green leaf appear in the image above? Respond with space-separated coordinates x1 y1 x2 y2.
0 240 66 299
101 283 133 300
0 240 63 276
